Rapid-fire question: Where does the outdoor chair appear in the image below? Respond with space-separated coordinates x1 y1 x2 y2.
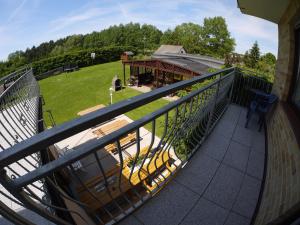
245 91 278 131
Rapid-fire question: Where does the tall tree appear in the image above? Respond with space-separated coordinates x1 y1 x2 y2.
200 17 235 57
248 41 260 68
172 23 202 53
160 29 176 45
260 52 276 65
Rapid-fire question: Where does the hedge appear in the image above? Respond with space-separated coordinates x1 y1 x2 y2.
32 46 137 76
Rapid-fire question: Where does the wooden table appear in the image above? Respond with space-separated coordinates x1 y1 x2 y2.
77 104 105 116
92 119 129 137
92 119 137 154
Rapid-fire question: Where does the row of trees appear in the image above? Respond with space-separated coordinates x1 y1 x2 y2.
161 17 235 57
0 17 236 77
243 41 276 82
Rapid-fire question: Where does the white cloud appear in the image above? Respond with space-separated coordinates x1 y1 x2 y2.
7 0 27 23
49 6 116 33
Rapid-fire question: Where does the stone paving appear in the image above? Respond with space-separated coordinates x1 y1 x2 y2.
120 104 265 225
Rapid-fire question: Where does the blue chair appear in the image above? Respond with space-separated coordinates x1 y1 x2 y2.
245 92 278 131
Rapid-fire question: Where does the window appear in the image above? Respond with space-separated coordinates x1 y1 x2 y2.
291 27 300 110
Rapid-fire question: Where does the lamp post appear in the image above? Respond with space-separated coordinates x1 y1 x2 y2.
91 52 95 65
143 36 146 55
109 87 113 105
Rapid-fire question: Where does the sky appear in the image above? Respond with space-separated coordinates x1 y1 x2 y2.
0 0 278 61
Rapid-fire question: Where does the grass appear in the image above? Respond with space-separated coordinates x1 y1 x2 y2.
39 61 169 136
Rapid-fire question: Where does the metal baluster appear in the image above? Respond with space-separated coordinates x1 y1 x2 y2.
94 151 126 215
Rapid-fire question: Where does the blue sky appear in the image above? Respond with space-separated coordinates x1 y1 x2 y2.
0 0 278 61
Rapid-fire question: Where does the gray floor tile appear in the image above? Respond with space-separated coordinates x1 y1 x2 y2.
223 141 250 172
201 131 231 161
119 216 143 225
232 175 261 218
180 198 229 225
0 209 55 225
134 181 199 225
223 105 242 124
239 109 261 131
251 131 265 154
214 119 236 139
0 216 14 225
247 150 265 180
237 108 248 127
232 125 253 147
225 212 251 225
175 154 220 195
204 164 244 209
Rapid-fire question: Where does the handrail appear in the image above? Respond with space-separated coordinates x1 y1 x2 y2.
0 69 32 99
0 66 30 85
0 67 235 167
12 71 234 188
237 67 273 82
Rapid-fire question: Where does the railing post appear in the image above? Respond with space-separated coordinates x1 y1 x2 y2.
0 200 34 225
0 170 72 225
204 74 222 138
228 68 237 103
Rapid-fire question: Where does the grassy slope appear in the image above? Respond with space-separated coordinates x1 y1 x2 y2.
39 61 169 136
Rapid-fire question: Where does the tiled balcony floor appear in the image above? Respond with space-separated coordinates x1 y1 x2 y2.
119 104 265 225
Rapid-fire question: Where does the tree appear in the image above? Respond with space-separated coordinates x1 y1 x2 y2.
260 52 276 65
248 41 260 68
243 51 251 67
200 17 235 57
141 24 162 49
242 43 276 82
172 23 202 53
160 29 176 45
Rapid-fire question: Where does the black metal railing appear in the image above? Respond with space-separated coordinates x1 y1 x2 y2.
0 67 272 225
0 68 50 225
0 66 30 89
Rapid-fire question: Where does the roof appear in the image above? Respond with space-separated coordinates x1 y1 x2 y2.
159 57 210 75
152 53 224 69
237 0 290 23
154 45 186 55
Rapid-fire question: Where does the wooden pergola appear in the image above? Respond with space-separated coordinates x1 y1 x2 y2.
122 59 202 88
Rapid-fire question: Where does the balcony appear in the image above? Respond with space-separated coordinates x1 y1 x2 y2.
0 67 272 225
120 104 265 225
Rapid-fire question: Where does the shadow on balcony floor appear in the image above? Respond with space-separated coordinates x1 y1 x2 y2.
119 104 265 225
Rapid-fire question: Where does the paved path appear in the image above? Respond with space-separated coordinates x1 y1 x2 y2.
128 85 180 102
120 104 265 225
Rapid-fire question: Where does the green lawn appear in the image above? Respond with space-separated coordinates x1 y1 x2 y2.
39 61 169 136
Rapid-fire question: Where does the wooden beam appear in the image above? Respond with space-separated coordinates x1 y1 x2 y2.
123 63 126 86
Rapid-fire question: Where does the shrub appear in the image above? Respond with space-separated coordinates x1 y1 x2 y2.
32 46 137 76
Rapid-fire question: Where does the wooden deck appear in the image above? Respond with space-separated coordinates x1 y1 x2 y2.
75 146 176 211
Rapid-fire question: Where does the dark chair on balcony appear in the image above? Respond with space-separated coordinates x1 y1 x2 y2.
245 90 278 131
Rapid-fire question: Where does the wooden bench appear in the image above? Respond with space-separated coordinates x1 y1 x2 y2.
105 133 136 153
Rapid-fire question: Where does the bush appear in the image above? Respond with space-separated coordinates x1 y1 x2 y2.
32 46 137 76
